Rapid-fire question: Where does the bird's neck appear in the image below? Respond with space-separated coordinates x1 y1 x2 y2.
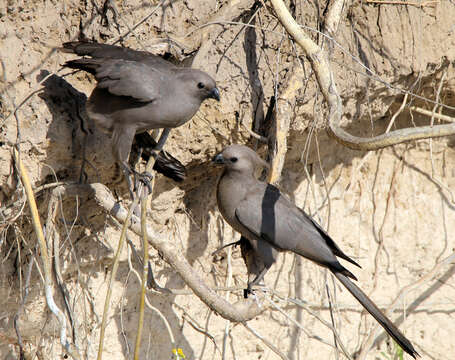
218 170 257 207
221 169 256 185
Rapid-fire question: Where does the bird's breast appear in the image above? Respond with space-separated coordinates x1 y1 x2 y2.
216 174 251 234
87 91 200 133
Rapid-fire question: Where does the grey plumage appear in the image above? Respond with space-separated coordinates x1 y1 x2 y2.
214 144 418 358
132 132 186 182
62 41 219 194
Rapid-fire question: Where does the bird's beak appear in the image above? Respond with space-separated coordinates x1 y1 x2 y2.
209 87 220 101
212 153 225 164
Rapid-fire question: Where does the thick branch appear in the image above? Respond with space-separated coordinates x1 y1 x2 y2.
268 62 303 184
54 183 264 322
270 0 455 151
323 0 346 38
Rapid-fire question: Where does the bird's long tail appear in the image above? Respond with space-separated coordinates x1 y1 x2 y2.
332 271 418 358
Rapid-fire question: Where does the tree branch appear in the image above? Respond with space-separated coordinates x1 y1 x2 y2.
270 0 455 151
51 183 266 323
13 148 80 359
267 62 303 184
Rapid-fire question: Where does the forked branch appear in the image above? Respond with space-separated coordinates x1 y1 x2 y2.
52 183 265 323
270 0 455 151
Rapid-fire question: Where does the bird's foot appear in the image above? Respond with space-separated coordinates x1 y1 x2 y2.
133 171 154 196
252 292 262 308
243 287 253 299
211 240 243 257
147 262 172 294
243 287 262 308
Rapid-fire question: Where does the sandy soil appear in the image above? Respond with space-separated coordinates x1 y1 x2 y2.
1 1 455 359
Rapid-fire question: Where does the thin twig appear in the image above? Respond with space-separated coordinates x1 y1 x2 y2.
173 305 221 356
386 93 409 132
427 71 454 204
242 322 291 360
3 71 57 126
124 235 177 347
241 119 268 142
326 283 340 360
269 0 455 150
409 106 455 123
119 272 132 357
13 148 80 359
111 1 166 45
50 183 266 322
134 128 166 359
371 159 398 291
13 254 35 359
222 246 233 360
357 251 455 358
365 0 439 7
97 193 140 360
265 294 353 359
133 185 150 360
46 185 78 344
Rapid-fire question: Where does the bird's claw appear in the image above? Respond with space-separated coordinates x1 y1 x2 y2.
244 287 252 299
243 287 262 307
134 171 154 195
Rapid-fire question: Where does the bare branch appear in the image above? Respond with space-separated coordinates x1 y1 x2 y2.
97 191 140 360
49 183 266 323
135 129 167 360
365 0 439 7
13 148 80 359
267 62 303 184
269 0 455 151
125 236 177 347
189 0 256 67
410 106 455 123
323 0 346 38
243 322 291 360
358 251 455 358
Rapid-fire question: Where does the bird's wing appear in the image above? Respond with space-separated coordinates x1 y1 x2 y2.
62 41 176 69
296 207 360 267
94 60 165 102
235 183 359 268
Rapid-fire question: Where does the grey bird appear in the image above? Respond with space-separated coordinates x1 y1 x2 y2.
62 41 220 196
213 144 418 358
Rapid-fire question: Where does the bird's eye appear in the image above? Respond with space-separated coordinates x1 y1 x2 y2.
230 157 238 163
197 82 205 89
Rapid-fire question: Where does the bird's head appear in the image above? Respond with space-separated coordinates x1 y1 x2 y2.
180 69 220 102
213 145 269 175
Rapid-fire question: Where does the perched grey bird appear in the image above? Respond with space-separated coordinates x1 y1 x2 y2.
62 41 219 196
214 144 418 358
